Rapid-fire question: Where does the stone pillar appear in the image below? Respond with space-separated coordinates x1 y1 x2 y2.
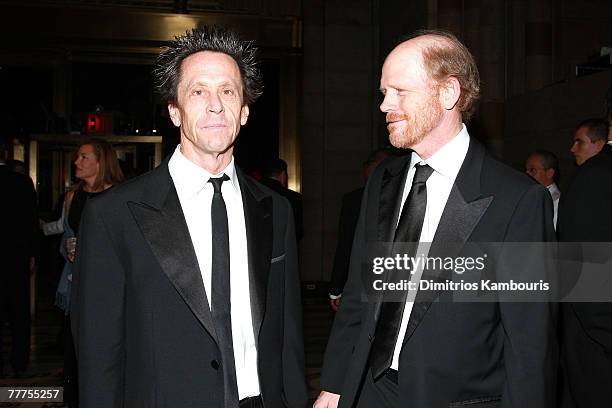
301 0 326 282
525 0 553 91
476 0 506 156
437 0 464 35
53 53 72 124
301 0 378 282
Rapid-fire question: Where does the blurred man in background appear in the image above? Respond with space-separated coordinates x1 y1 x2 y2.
570 118 608 166
328 148 392 311
558 118 612 407
0 136 37 378
260 158 304 242
525 150 561 229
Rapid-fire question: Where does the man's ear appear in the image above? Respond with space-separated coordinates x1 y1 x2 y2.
545 168 555 183
280 171 288 188
439 76 461 111
240 105 250 126
168 102 181 127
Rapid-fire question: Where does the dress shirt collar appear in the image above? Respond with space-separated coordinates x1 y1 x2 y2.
410 123 470 179
547 183 560 197
607 141 612 146
169 145 240 199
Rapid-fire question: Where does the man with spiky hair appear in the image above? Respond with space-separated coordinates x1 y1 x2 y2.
71 26 307 408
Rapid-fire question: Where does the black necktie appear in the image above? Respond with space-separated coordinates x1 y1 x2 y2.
369 163 434 379
209 174 239 408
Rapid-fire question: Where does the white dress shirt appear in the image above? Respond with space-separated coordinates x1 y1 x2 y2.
546 183 561 230
168 146 260 399
390 125 470 369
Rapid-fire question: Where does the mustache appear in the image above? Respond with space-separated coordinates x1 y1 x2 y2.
386 113 406 123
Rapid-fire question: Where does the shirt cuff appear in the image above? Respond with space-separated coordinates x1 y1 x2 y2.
328 293 342 300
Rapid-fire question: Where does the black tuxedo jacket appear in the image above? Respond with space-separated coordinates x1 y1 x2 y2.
320 138 558 408
71 160 307 408
558 143 612 241
557 143 612 407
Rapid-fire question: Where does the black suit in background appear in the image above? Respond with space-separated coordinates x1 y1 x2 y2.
328 187 363 297
320 138 558 408
0 164 37 374
71 160 307 408
258 177 304 242
557 143 612 407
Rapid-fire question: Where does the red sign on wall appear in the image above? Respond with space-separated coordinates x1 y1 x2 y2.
86 112 113 135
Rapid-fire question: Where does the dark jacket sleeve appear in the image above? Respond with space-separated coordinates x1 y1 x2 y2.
6 171 39 257
557 157 612 242
319 185 370 393
329 189 363 296
557 155 612 368
497 183 558 408
281 199 308 408
292 191 304 242
71 198 126 408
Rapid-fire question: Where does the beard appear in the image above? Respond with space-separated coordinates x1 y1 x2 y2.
387 92 443 149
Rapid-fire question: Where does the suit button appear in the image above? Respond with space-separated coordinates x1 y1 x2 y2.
211 360 220 370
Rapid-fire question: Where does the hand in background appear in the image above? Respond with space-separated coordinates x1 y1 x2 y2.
313 391 340 408
66 237 77 263
329 298 341 312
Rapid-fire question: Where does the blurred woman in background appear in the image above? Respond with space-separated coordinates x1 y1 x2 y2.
58 139 124 407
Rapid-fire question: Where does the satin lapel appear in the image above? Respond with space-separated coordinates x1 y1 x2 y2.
378 156 411 242
373 157 411 318
403 139 493 344
127 164 217 343
238 169 273 342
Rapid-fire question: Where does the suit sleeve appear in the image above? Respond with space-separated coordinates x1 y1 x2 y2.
329 192 361 297
320 184 370 393
71 199 126 408
26 178 39 257
282 200 308 408
498 183 558 408
294 192 304 242
17 175 39 257
557 162 612 364
557 162 612 242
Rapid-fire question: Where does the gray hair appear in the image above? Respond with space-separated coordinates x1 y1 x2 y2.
154 26 263 105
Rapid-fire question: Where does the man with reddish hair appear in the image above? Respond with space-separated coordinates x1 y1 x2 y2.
315 30 556 408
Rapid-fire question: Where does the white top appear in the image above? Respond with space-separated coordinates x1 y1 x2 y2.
168 146 260 399
546 183 561 230
391 124 470 370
